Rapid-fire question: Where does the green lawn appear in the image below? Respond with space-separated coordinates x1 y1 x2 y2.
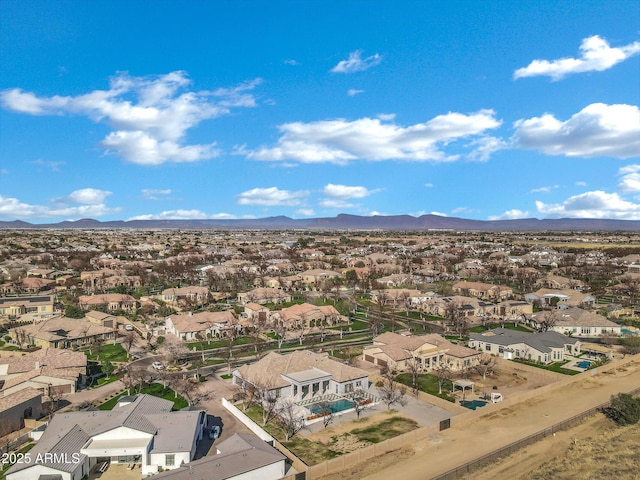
98 383 189 410
396 373 456 402
186 336 257 351
328 319 369 331
186 358 224 370
513 359 580 376
85 343 128 362
0 442 35 477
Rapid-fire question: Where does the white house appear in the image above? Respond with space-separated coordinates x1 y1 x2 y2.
526 307 622 337
5 394 206 480
149 433 287 480
233 350 370 403
469 328 580 365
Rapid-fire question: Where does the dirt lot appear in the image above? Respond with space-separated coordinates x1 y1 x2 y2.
314 356 640 480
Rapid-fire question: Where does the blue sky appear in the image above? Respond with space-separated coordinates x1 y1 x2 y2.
1 1 639 223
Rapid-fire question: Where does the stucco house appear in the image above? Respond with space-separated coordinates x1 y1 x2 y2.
78 294 138 312
525 307 622 337
5 394 206 479
0 295 55 320
9 317 114 349
452 281 513 301
275 303 344 329
165 310 240 340
161 286 211 308
233 350 370 403
150 433 287 480
363 332 481 372
469 328 580 364
524 289 596 309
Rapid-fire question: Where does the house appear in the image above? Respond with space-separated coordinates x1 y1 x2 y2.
237 288 292 305
78 293 138 312
150 433 287 480
84 310 117 328
0 295 55 320
233 350 370 402
8 317 114 349
363 332 481 372
161 286 211 308
0 348 88 396
275 303 344 329
525 307 622 337
300 269 341 287
524 289 596 309
165 310 240 340
469 328 581 364
5 393 207 479
0 387 43 437
452 281 513 301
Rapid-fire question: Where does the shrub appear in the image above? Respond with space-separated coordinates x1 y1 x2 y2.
603 393 640 426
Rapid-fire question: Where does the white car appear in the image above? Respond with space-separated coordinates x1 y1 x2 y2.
125 324 134 331
152 361 164 370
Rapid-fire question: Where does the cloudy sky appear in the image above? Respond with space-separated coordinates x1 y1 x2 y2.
1 1 639 223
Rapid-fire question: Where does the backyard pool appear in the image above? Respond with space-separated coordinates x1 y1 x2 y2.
577 360 592 369
460 400 488 410
307 398 355 415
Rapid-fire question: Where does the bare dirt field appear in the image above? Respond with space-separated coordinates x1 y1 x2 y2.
314 356 640 480
467 415 640 480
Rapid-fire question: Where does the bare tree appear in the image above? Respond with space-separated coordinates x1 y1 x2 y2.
474 354 497 380
273 319 287 351
404 353 422 397
537 310 559 332
278 399 305 441
315 400 335 428
433 363 453 395
122 330 138 359
378 366 407 409
445 300 467 339
368 315 384 337
13 327 27 349
349 389 371 419
165 340 188 366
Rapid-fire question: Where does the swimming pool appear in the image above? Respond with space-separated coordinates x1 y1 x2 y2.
307 398 355 415
577 360 591 369
460 400 487 410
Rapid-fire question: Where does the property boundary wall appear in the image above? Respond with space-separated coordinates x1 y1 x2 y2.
431 384 640 480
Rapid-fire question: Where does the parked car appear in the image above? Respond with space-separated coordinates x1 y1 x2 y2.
125 324 134 331
209 425 220 439
152 361 164 370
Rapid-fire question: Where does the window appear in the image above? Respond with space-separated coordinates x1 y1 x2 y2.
581 327 591 335
355 380 362 388
345 383 353 393
166 455 175 467
485 345 491 352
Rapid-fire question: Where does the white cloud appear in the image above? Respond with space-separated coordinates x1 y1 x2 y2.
245 110 501 165
430 211 448 217
536 190 640 220
575 181 588 187
488 209 530 220
141 189 173 200
618 164 640 193
236 187 309 206
530 185 558 193
467 136 506 162
295 208 315 216
0 193 120 220
347 89 364 96
513 103 640 159
451 207 471 215
59 188 112 205
323 184 379 199
128 210 238 220
319 199 356 209
31 159 66 172
514 35 640 80
424 183 434 188
284 59 299 66
0 71 260 165
331 50 382 73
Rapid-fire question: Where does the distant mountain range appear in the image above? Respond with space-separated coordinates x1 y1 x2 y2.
1 214 640 231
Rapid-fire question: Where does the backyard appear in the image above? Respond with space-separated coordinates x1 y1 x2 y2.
97 383 188 411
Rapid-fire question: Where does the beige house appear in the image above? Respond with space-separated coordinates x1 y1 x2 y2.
237 288 292 305
275 303 344 329
165 310 240 340
161 286 211 307
452 281 513 301
363 332 481 372
9 317 114 349
300 269 341 287
78 293 138 312
0 387 43 437
0 295 54 320
526 307 622 337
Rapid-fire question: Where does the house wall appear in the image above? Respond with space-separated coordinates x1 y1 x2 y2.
6 463 84 480
145 451 192 474
0 395 43 435
550 325 622 337
225 461 286 480
331 376 368 395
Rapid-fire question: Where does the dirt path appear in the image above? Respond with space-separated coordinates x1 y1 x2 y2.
354 358 640 480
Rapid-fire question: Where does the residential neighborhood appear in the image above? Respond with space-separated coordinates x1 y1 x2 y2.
0 228 639 480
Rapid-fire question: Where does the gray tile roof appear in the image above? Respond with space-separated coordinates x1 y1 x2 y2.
470 328 579 354
151 433 286 480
